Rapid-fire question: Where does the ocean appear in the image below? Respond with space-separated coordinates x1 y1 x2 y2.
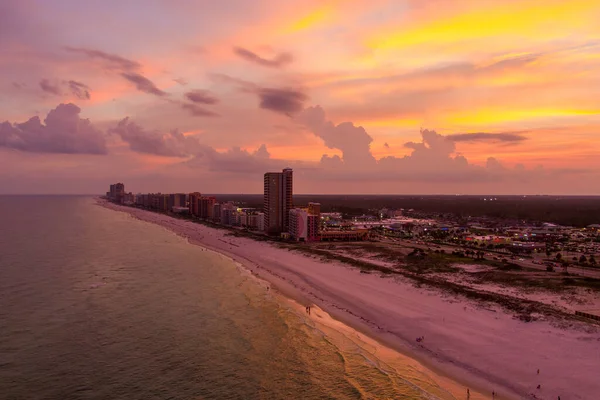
0 196 456 400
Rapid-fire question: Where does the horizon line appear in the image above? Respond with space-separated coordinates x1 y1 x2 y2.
2 193 600 197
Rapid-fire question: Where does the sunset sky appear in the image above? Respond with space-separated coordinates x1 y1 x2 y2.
2 0 600 194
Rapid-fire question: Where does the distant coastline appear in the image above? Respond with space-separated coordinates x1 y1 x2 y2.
98 198 600 400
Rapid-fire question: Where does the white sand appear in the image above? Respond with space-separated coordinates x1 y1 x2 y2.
101 201 600 400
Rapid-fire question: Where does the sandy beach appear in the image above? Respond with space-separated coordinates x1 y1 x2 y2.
100 200 600 400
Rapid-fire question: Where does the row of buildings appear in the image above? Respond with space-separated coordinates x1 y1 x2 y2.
107 168 368 242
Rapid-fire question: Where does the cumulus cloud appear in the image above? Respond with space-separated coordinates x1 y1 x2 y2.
253 144 270 159
110 118 278 173
64 47 140 71
39 79 61 95
446 132 528 143
0 103 107 154
184 90 219 104
293 106 563 187
197 145 280 173
297 106 375 165
233 47 293 68
121 72 166 97
258 88 307 115
109 117 204 157
403 129 456 156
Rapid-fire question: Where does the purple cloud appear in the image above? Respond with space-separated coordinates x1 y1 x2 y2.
446 132 528 143
297 106 375 165
110 117 211 157
184 90 219 104
66 80 91 100
233 47 293 68
180 103 219 117
0 103 107 154
64 47 141 71
121 72 165 96
39 79 61 95
258 88 307 115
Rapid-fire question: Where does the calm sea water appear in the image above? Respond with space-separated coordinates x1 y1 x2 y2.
0 196 454 400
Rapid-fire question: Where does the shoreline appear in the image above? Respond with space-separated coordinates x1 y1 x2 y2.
98 199 600 400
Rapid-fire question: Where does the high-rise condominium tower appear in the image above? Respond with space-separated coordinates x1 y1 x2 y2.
263 168 293 234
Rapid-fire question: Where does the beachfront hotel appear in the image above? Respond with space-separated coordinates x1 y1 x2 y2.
263 168 293 234
188 192 202 216
289 206 320 242
107 183 125 204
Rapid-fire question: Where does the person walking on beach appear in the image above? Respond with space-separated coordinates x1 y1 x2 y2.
466 388 470 398
308 306 311 315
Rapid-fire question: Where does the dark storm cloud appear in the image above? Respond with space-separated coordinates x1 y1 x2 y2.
446 132 528 143
64 47 141 71
0 103 107 154
39 79 61 95
233 47 293 68
121 72 166 97
258 88 307 115
184 90 219 104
